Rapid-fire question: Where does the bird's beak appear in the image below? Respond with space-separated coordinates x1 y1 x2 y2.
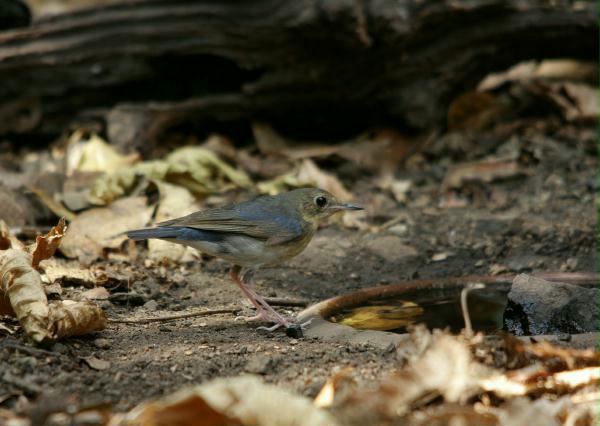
328 203 364 212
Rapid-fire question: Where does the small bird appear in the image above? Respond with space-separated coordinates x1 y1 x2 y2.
126 188 362 332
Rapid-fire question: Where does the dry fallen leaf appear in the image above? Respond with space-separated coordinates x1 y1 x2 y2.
314 367 355 408
82 356 111 371
60 196 153 261
41 257 131 289
335 329 493 425
544 81 599 123
111 375 337 426
0 220 107 343
479 59 599 91
0 248 50 341
259 159 353 202
30 217 67 268
66 131 138 176
48 300 107 341
89 146 251 205
441 159 529 192
253 123 412 177
296 159 352 202
339 129 413 177
447 90 509 131
81 287 110 300
253 122 339 160
0 220 25 251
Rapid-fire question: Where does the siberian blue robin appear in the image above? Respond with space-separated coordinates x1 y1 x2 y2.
126 188 362 332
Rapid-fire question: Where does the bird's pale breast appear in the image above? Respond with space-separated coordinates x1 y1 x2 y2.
171 227 315 268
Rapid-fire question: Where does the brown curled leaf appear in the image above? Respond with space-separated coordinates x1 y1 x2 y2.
48 300 107 340
0 248 51 342
30 217 68 268
111 375 336 426
0 220 25 251
0 222 106 343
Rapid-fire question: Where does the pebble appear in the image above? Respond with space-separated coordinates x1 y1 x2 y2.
17 356 38 372
50 343 69 354
143 300 158 311
244 355 278 375
93 338 111 349
365 235 418 262
388 224 409 237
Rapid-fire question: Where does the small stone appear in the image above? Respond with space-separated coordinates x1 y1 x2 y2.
489 264 508 275
50 343 69 354
143 300 158 311
159 326 172 332
17 356 38 372
366 235 418 262
566 258 579 270
388 224 409 237
382 342 396 354
83 356 110 370
431 252 450 261
244 355 278 375
93 338 111 349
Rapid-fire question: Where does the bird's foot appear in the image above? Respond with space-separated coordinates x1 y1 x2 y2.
234 308 292 326
234 313 270 323
256 318 313 335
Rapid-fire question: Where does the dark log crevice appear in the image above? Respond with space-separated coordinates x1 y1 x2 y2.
0 0 597 146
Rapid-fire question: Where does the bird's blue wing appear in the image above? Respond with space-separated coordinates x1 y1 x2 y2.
156 196 305 244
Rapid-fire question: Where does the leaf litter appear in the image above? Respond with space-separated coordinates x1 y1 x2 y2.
5 327 596 426
59 196 153 262
0 219 106 343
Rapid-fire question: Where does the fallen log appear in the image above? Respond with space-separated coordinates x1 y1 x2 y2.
0 0 597 147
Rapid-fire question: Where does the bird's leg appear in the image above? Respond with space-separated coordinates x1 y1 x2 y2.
240 271 315 333
229 266 292 328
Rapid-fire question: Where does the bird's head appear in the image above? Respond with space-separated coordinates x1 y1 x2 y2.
289 188 363 223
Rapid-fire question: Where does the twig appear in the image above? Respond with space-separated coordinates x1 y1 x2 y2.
262 297 309 307
109 308 238 324
461 283 486 338
1 342 57 357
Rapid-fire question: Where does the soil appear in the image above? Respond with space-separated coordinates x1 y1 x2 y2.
0 118 598 415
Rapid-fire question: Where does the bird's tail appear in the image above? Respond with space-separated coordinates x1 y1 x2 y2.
126 227 180 241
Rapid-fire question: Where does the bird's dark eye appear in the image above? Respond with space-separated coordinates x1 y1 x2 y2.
314 195 327 208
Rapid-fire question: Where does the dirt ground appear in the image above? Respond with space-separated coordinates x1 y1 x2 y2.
1 117 598 416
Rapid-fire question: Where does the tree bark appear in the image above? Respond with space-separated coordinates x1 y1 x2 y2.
0 0 597 145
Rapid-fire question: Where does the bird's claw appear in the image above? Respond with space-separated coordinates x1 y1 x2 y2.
234 314 264 322
256 323 283 332
256 318 313 334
